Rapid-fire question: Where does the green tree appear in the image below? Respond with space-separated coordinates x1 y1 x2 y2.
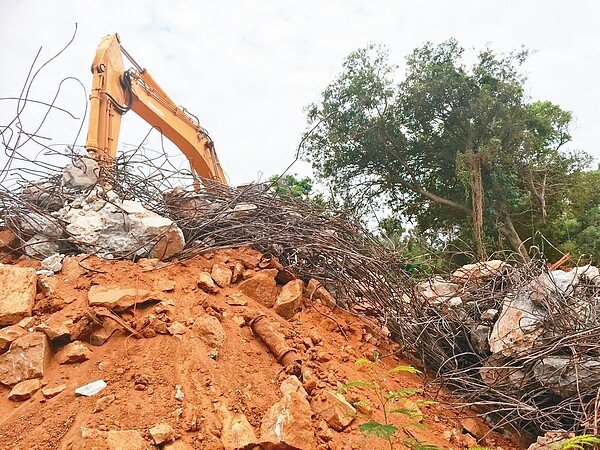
547 167 600 263
303 40 590 262
268 173 326 206
268 173 314 199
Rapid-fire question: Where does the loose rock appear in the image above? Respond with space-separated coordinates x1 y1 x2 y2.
218 404 259 450
452 260 509 282
55 340 92 364
8 378 42 401
197 272 219 294
0 332 50 386
306 279 337 309
41 383 67 398
88 285 161 311
168 321 187 335
238 272 278 308
211 262 232 288
310 390 356 431
75 379 107 396
0 264 37 326
149 422 176 445
231 263 245 283
273 279 304 320
93 394 116 413
35 317 72 342
0 325 27 354
40 253 64 273
192 315 226 359
260 391 316 450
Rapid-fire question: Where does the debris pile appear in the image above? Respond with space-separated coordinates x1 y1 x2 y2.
1 150 598 441
407 260 600 437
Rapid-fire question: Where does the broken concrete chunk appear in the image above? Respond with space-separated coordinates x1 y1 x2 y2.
218 404 259 450
41 383 67 398
273 279 304 320
238 272 278 308
416 277 460 303
149 422 176 445
88 285 160 311
489 290 546 356
0 325 27 354
75 379 107 396
211 262 232 288
25 234 60 259
532 356 600 398
192 315 226 359
0 332 50 386
62 157 99 189
55 340 92 364
19 212 63 239
71 427 148 450
60 190 185 260
8 378 42 401
197 272 219 294
0 264 37 326
452 260 509 282
260 391 316 450
40 253 64 273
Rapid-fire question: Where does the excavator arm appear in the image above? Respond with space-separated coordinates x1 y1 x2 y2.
85 34 226 184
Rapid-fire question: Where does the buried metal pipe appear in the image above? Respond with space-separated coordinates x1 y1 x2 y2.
249 314 301 367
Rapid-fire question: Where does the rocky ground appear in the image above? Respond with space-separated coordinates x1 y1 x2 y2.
0 243 519 450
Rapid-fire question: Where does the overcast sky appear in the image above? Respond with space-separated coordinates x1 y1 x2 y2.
1 1 599 186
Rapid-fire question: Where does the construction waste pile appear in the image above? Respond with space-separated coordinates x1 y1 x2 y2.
0 152 598 448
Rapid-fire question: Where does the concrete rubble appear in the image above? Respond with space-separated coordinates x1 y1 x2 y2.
422 259 600 407
59 188 185 260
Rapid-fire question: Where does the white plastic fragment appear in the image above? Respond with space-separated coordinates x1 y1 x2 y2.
75 379 107 397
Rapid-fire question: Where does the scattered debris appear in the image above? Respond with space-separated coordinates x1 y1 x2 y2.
75 379 107 396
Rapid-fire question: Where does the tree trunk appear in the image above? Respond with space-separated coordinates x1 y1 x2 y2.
467 152 486 260
497 209 530 263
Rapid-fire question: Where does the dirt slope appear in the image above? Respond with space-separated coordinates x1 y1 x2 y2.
0 248 519 450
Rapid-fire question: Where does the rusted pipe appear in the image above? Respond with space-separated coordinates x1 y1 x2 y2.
249 315 300 367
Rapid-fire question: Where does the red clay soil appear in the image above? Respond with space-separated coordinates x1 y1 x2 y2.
0 247 520 450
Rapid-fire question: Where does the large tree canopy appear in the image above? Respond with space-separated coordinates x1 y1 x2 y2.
303 39 590 261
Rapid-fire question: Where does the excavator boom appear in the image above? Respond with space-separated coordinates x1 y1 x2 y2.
85 34 226 184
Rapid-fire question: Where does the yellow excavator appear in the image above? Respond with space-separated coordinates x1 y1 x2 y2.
85 33 227 185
